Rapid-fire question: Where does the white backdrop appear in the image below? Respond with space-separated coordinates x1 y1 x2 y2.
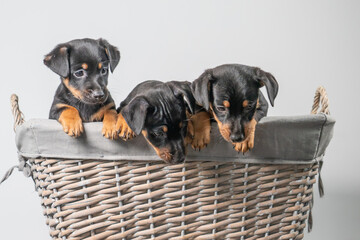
0 0 359 239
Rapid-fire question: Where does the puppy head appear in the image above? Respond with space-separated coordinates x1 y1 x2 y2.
44 38 120 104
191 64 278 142
121 81 195 163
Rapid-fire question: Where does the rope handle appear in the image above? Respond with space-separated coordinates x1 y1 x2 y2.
311 86 330 115
10 94 25 132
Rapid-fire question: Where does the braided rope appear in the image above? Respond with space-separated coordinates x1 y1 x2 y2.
311 86 330 115
10 94 25 132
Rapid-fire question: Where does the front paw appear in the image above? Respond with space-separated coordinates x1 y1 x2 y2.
102 121 118 140
61 118 83 137
58 107 84 137
191 128 210 151
102 110 118 140
233 119 256 153
233 135 254 153
190 111 211 151
116 113 135 141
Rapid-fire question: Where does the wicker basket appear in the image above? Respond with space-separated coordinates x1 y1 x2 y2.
2 87 334 240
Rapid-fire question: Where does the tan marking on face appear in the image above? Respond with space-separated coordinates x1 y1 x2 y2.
44 55 52 61
142 131 172 163
162 126 168 133
243 100 249 108
90 102 115 121
82 63 88 70
223 100 230 108
98 62 102 69
63 78 82 100
256 98 260 109
59 47 67 54
179 122 183 128
142 130 148 138
210 106 231 142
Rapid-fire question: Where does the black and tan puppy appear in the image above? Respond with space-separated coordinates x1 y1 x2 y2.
191 64 279 153
44 38 120 139
115 80 203 163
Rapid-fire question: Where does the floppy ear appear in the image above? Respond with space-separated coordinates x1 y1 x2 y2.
98 38 120 73
43 44 70 78
121 97 149 135
167 81 196 114
191 70 213 111
254 68 279 107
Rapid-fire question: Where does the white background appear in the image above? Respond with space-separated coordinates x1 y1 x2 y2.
0 0 359 239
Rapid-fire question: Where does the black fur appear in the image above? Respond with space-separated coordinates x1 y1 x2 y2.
191 64 278 143
118 80 195 163
45 38 120 122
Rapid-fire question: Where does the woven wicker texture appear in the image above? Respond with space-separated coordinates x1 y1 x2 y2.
8 86 331 239
30 158 318 240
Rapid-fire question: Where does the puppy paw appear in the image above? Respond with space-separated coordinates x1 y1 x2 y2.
191 128 210 151
189 111 211 151
102 121 118 140
233 136 254 153
233 119 257 153
116 113 135 141
102 110 118 140
59 107 84 137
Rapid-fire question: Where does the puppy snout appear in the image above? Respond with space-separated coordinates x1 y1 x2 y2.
90 89 105 100
230 132 244 142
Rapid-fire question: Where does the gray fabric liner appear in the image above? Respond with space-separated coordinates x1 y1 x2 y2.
15 114 335 164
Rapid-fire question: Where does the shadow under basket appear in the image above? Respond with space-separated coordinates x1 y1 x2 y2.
3 87 335 240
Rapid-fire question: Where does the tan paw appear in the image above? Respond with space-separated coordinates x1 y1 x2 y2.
59 107 84 137
102 120 118 140
116 113 135 141
233 136 254 153
102 110 118 140
191 127 210 151
233 118 257 153
190 111 211 151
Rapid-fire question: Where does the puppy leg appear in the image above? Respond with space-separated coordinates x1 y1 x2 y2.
185 111 194 146
233 118 257 153
90 102 118 139
102 109 118 139
116 113 136 141
190 111 211 150
57 104 84 137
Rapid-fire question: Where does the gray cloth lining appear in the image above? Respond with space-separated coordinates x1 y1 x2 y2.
15 114 335 164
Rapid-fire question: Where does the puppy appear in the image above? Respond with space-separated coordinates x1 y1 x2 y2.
191 64 279 153
44 38 120 139
115 80 199 163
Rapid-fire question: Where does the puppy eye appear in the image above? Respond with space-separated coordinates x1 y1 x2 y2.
151 131 165 138
100 67 108 75
216 106 226 112
74 69 86 78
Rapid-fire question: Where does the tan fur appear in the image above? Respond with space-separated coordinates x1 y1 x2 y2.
57 104 83 137
233 118 257 153
189 111 211 150
63 78 83 100
116 113 135 141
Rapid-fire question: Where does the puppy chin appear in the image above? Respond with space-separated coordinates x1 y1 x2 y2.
81 92 109 105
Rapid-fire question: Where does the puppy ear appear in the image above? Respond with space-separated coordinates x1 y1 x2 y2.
98 38 120 73
43 44 70 78
167 81 196 114
191 70 213 111
254 68 279 107
121 97 149 135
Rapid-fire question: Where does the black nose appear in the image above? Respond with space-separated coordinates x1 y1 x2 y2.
91 90 105 100
230 132 244 142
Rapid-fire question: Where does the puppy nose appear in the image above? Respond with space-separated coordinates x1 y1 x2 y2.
230 132 244 142
92 90 105 100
